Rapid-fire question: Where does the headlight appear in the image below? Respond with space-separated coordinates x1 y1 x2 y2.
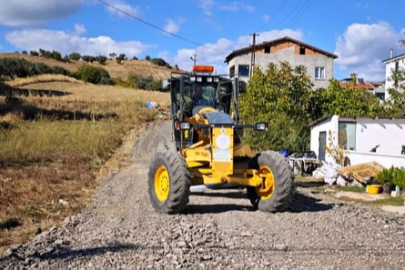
180 122 190 130
190 76 196 82
206 77 212 82
196 77 202 82
254 122 268 131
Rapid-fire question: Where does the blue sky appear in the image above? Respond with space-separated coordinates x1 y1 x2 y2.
0 0 404 81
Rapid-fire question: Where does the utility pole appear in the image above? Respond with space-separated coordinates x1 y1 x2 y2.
190 53 197 66
250 33 259 78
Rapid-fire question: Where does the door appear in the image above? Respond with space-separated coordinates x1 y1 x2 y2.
318 131 327 161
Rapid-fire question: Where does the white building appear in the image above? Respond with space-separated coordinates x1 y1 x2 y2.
382 52 405 100
310 115 405 168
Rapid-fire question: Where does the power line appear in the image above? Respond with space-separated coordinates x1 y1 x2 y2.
96 0 226 53
285 0 314 29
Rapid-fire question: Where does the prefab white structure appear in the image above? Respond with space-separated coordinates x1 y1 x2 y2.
310 115 405 168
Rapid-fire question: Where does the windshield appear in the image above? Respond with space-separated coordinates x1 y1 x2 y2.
192 83 216 107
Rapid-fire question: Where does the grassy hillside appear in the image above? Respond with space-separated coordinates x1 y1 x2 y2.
0 53 174 80
0 75 170 252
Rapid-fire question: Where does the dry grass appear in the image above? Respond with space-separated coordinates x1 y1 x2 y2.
6 74 84 88
0 76 170 252
0 53 173 80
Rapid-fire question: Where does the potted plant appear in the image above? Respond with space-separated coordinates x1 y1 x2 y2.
393 167 405 193
375 167 395 194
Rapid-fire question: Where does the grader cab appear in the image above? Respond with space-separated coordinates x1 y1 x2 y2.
148 65 294 214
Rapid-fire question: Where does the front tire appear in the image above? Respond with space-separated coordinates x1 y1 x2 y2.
247 151 294 212
148 148 191 214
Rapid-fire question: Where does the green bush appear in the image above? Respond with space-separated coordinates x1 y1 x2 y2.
69 52 81 61
393 167 405 188
76 65 110 84
0 58 71 79
30 51 39 56
99 77 115 85
376 167 395 185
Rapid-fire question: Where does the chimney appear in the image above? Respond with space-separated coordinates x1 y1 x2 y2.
390 49 393 58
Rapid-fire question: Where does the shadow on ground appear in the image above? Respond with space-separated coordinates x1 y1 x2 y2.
187 189 335 214
28 244 139 262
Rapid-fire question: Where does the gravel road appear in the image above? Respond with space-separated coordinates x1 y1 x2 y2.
1 121 405 268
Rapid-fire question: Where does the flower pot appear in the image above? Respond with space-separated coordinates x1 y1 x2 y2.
382 184 395 194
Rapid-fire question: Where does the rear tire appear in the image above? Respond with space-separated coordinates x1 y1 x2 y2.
148 147 191 214
247 151 294 212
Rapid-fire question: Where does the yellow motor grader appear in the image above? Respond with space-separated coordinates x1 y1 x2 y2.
148 65 294 214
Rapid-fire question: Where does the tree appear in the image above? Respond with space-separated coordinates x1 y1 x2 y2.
145 55 151 61
22 51 27 55
109 52 117 60
383 37 405 116
81 55 92 62
240 62 314 153
240 61 381 153
319 79 380 117
116 53 126 64
96 55 107 64
69 52 81 61
30 50 39 56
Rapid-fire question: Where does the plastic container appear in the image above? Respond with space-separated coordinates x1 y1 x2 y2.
367 185 382 194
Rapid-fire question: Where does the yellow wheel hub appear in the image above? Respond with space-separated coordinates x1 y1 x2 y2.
256 166 275 200
154 165 170 202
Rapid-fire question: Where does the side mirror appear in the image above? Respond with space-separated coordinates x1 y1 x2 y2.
162 79 171 91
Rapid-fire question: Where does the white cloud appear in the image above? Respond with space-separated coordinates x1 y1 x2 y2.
262 14 271 23
160 29 303 74
105 0 142 18
197 0 214 16
334 21 404 81
5 28 153 58
0 0 81 26
163 18 185 35
218 2 255 12
74 23 87 35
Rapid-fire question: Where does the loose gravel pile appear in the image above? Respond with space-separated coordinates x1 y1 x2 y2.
1 121 405 268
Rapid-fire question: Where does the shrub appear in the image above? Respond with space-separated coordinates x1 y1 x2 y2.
22 51 28 55
69 52 81 61
376 167 395 185
30 50 39 56
393 168 405 188
128 74 161 91
96 55 107 64
0 58 71 78
150 58 171 69
99 77 115 85
76 65 110 84
81 55 92 62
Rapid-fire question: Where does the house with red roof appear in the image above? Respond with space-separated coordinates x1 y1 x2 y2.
224 36 338 89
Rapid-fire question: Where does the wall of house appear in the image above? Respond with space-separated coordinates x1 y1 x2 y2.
227 46 334 89
346 151 405 168
310 115 405 167
385 57 405 100
310 115 339 164
354 118 405 155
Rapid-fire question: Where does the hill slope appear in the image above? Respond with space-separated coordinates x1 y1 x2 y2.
0 53 174 80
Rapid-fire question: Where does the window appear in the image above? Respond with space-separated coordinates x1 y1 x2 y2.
339 122 356 150
229 66 235 78
264 46 271 54
299 47 305 55
238 65 250 77
315 67 325 80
